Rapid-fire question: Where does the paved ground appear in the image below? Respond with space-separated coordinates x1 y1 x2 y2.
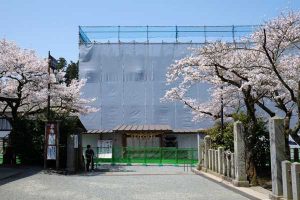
0 165 250 200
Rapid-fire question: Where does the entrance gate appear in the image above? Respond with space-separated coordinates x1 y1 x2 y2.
83 147 198 166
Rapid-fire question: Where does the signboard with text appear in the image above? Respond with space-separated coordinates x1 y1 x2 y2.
97 140 112 158
45 122 58 160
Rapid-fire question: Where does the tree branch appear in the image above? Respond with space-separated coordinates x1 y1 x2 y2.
262 29 296 102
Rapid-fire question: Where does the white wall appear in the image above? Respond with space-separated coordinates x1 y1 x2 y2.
127 137 160 147
82 133 123 149
176 134 199 148
82 134 99 150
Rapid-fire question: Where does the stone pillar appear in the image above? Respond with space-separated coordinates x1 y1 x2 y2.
222 151 227 176
212 149 215 171
211 149 214 170
197 144 202 168
215 150 218 173
282 161 292 200
292 163 300 200
231 153 235 179
269 117 285 199
208 149 212 170
233 121 249 187
204 136 211 169
218 147 224 174
226 152 231 177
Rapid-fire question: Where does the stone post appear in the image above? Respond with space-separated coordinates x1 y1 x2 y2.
226 152 231 177
291 163 300 200
204 135 211 169
282 161 292 200
197 145 202 169
233 121 249 187
208 149 212 170
212 149 215 171
231 153 235 179
215 150 218 173
218 147 224 174
222 151 227 175
269 117 285 199
211 149 214 170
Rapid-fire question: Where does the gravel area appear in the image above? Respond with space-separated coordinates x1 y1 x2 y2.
0 165 249 200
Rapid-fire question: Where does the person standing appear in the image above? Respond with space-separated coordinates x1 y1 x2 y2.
85 145 94 172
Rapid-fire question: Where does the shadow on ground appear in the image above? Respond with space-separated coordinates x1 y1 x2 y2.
76 164 136 176
0 165 42 186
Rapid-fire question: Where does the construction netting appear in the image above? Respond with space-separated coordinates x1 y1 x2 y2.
79 43 212 130
79 25 258 44
83 147 198 166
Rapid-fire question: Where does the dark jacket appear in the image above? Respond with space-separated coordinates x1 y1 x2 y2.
85 148 94 160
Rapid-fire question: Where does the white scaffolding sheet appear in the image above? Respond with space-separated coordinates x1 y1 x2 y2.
79 43 211 130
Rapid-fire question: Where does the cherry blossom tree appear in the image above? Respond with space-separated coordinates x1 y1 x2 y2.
248 11 300 144
163 41 275 184
0 39 97 124
163 11 300 184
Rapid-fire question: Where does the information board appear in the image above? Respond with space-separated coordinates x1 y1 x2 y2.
97 140 112 158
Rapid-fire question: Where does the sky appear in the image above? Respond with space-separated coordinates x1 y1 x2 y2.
0 0 300 62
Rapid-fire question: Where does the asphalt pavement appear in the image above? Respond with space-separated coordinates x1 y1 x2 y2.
0 165 250 200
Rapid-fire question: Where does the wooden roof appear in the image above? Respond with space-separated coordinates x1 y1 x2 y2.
82 124 205 134
84 129 113 134
113 124 172 132
172 129 205 134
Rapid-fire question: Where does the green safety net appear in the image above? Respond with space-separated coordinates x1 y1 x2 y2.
83 147 198 166
0 154 21 165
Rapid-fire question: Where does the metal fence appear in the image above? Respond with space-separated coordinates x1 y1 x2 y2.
83 147 198 166
79 25 259 44
0 154 21 165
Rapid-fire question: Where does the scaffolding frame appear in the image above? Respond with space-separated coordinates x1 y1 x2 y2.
79 25 259 44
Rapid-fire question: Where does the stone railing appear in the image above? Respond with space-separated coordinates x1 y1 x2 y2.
203 146 235 181
199 121 249 187
269 116 300 200
281 160 300 200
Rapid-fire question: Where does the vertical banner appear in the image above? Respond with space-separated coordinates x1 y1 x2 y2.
45 122 58 160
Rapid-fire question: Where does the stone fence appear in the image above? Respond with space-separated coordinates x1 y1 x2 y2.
202 145 235 180
199 121 249 187
269 116 300 200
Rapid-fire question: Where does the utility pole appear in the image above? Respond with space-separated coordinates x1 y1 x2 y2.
45 51 59 170
47 51 51 120
44 51 51 169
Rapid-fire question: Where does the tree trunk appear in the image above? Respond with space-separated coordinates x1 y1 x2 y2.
246 154 258 185
243 92 259 185
284 113 292 160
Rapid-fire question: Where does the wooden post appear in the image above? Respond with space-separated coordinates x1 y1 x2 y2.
56 122 60 169
44 123 47 169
